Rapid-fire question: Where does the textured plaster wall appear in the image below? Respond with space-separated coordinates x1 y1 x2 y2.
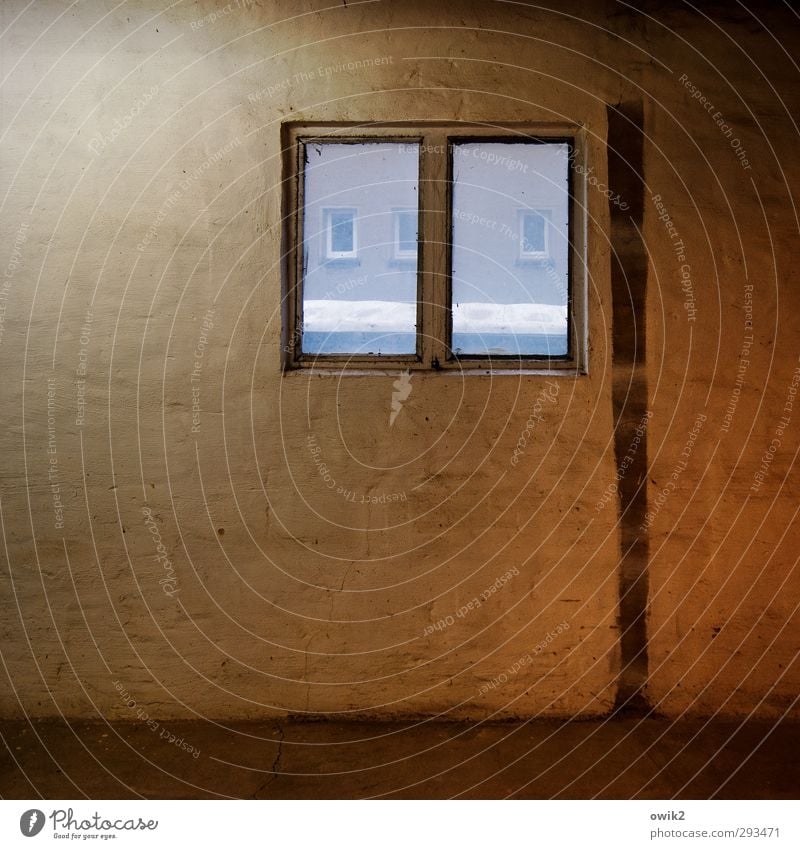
0 0 797 721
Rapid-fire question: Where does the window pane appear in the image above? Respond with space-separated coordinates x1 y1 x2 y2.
302 142 419 355
450 141 570 357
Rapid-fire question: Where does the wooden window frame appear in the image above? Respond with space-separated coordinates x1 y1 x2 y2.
281 121 588 374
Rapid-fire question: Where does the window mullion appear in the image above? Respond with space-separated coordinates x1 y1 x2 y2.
418 131 449 367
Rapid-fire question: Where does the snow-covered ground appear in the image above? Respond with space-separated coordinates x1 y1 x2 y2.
303 299 567 335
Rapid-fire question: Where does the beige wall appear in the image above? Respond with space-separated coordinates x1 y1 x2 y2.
0 0 797 720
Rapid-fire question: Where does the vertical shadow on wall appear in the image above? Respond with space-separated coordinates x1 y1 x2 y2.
607 101 651 715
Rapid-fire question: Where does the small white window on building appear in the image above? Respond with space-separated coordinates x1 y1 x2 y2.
324 208 357 260
393 208 418 260
519 209 550 259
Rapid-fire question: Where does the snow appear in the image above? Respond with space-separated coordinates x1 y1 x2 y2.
304 299 567 335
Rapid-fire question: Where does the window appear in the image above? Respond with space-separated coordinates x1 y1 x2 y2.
324 207 357 260
393 208 418 260
283 123 586 371
519 209 550 259
299 141 419 356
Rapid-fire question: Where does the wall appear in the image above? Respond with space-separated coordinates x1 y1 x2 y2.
0 0 797 721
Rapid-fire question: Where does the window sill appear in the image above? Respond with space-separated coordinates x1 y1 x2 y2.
285 367 586 377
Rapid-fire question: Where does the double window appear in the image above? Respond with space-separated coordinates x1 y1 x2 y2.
283 123 586 371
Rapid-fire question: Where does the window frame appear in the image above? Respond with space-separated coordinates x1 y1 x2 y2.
282 122 587 374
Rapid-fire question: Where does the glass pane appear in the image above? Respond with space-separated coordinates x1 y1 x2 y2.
302 142 419 355
450 141 570 357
